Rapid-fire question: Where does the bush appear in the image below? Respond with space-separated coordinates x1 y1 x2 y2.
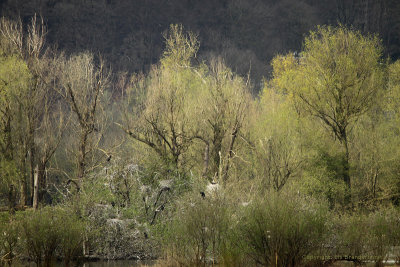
160 190 232 266
328 207 400 265
237 191 328 267
298 151 349 209
160 189 328 267
19 208 61 266
0 214 19 266
76 163 170 260
366 210 393 263
57 209 86 266
330 213 368 258
18 206 85 266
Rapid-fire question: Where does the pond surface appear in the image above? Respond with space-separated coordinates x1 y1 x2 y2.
10 260 156 267
8 259 399 266
81 260 156 267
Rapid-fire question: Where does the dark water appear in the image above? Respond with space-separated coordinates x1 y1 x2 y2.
81 260 156 267
9 260 156 267
8 259 398 266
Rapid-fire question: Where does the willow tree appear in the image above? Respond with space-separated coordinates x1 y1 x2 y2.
120 25 202 172
60 53 109 189
0 51 31 211
386 60 400 201
273 26 385 195
120 25 251 183
194 58 250 182
0 16 68 207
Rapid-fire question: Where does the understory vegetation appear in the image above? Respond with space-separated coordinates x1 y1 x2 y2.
1 15 400 267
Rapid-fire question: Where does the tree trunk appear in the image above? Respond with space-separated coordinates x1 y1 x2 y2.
78 130 89 189
19 157 28 206
211 126 223 179
19 180 27 206
342 131 351 205
29 123 35 205
8 184 15 215
202 142 210 179
223 126 238 182
38 159 47 203
33 165 39 210
29 146 35 205
343 139 351 189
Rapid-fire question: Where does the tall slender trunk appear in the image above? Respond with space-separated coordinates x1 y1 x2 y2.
341 129 351 205
19 156 28 206
38 160 47 203
33 165 39 210
78 129 89 189
8 184 15 215
223 126 238 182
33 161 47 209
20 181 27 206
211 126 223 179
29 144 35 205
4 108 13 159
202 142 210 179
343 137 351 189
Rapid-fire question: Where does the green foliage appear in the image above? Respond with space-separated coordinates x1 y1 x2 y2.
123 25 251 183
329 208 400 264
57 209 86 265
298 150 348 209
123 25 205 169
0 214 19 265
388 60 400 111
332 213 368 257
1 19 400 265
366 210 393 261
251 87 303 192
0 51 31 205
18 206 85 266
0 52 31 96
19 208 58 266
271 25 385 194
160 190 232 266
295 25 384 137
194 58 250 181
237 191 328 266
162 24 200 67
160 189 329 267
0 159 20 204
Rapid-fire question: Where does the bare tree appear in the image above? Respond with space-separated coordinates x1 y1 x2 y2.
119 26 200 170
32 51 68 209
60 52 109 189
120 26 251 184
198 58 250 183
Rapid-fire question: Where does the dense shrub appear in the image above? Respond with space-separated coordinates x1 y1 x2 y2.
19 208 60 266
161 190 232 266
18 206 85 266
328 213 368 261
160 189 328 267
0 214 19 266
366 210 393 263
329 207 400 265
237 191 328 267
76 164 174 260
57 210 86 266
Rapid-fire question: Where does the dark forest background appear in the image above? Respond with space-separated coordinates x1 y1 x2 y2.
2 0 399 90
